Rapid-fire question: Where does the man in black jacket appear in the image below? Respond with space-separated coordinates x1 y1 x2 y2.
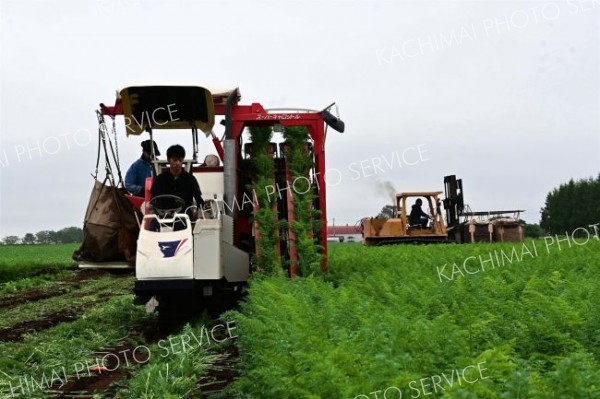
151 145 205 214
409 198 431 228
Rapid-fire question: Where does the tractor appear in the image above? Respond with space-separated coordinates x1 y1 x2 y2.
75 85 344 319
361 175 465 245
361 191 451 245
360 175 525 245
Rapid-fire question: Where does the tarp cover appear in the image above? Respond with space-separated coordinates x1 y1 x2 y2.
73 179 141 263
120 85 216 136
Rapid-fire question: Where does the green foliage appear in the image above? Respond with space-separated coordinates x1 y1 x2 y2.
0 293 153 398
2 236 20 245
0 275 132 330
0 270 73 297
283 126 322 275
229 240 600 398
540 174 600 234
22 233 36 245
523 223 545 238
249 126 283 276
54 227 84 244
377 204 397 219
1 228 83 245
0 243 77 283
117 322 223 399
248 125 323 276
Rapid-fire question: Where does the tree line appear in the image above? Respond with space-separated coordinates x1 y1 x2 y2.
2 227 83 245
541 174 600 235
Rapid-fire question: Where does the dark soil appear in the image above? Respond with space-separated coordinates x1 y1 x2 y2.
48 320 168 399
0 269 110 309
1 268 240 398
0 309 80 342
0 293 113 342
200 345 240 398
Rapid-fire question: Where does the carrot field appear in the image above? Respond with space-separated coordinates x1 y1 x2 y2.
0 240 599 398
226 240 600 398
0 244 79 283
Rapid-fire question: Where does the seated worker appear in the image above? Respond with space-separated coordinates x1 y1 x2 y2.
409 198 431 228
125 140 160 196
151 144 205 219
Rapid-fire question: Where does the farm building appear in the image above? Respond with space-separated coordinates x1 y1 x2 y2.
327 224 362 243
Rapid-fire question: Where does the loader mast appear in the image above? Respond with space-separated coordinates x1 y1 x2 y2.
443 174 464 229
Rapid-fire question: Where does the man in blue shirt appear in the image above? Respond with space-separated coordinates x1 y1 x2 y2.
125 140 160 196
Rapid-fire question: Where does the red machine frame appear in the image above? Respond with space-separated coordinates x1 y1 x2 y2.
100 93 330 276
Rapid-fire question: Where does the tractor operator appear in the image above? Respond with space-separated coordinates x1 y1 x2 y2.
409 198 431 228
151 144 206 213
125 140 160 196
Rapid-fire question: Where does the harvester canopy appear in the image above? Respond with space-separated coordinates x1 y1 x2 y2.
120 85 221 136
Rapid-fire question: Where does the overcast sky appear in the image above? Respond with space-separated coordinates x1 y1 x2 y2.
0 0 598 237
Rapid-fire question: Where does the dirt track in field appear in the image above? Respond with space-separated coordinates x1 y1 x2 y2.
200 345 240 398
48 329 152 398
0 293 114 342
0 308 80 342
48 320 176 399
0 269 109 309
0 268 166 398
45 318 241 398
0 269 131 341
0 268 240 397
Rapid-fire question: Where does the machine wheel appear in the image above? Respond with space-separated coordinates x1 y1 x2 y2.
156 288 246 326
156 293 202 326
